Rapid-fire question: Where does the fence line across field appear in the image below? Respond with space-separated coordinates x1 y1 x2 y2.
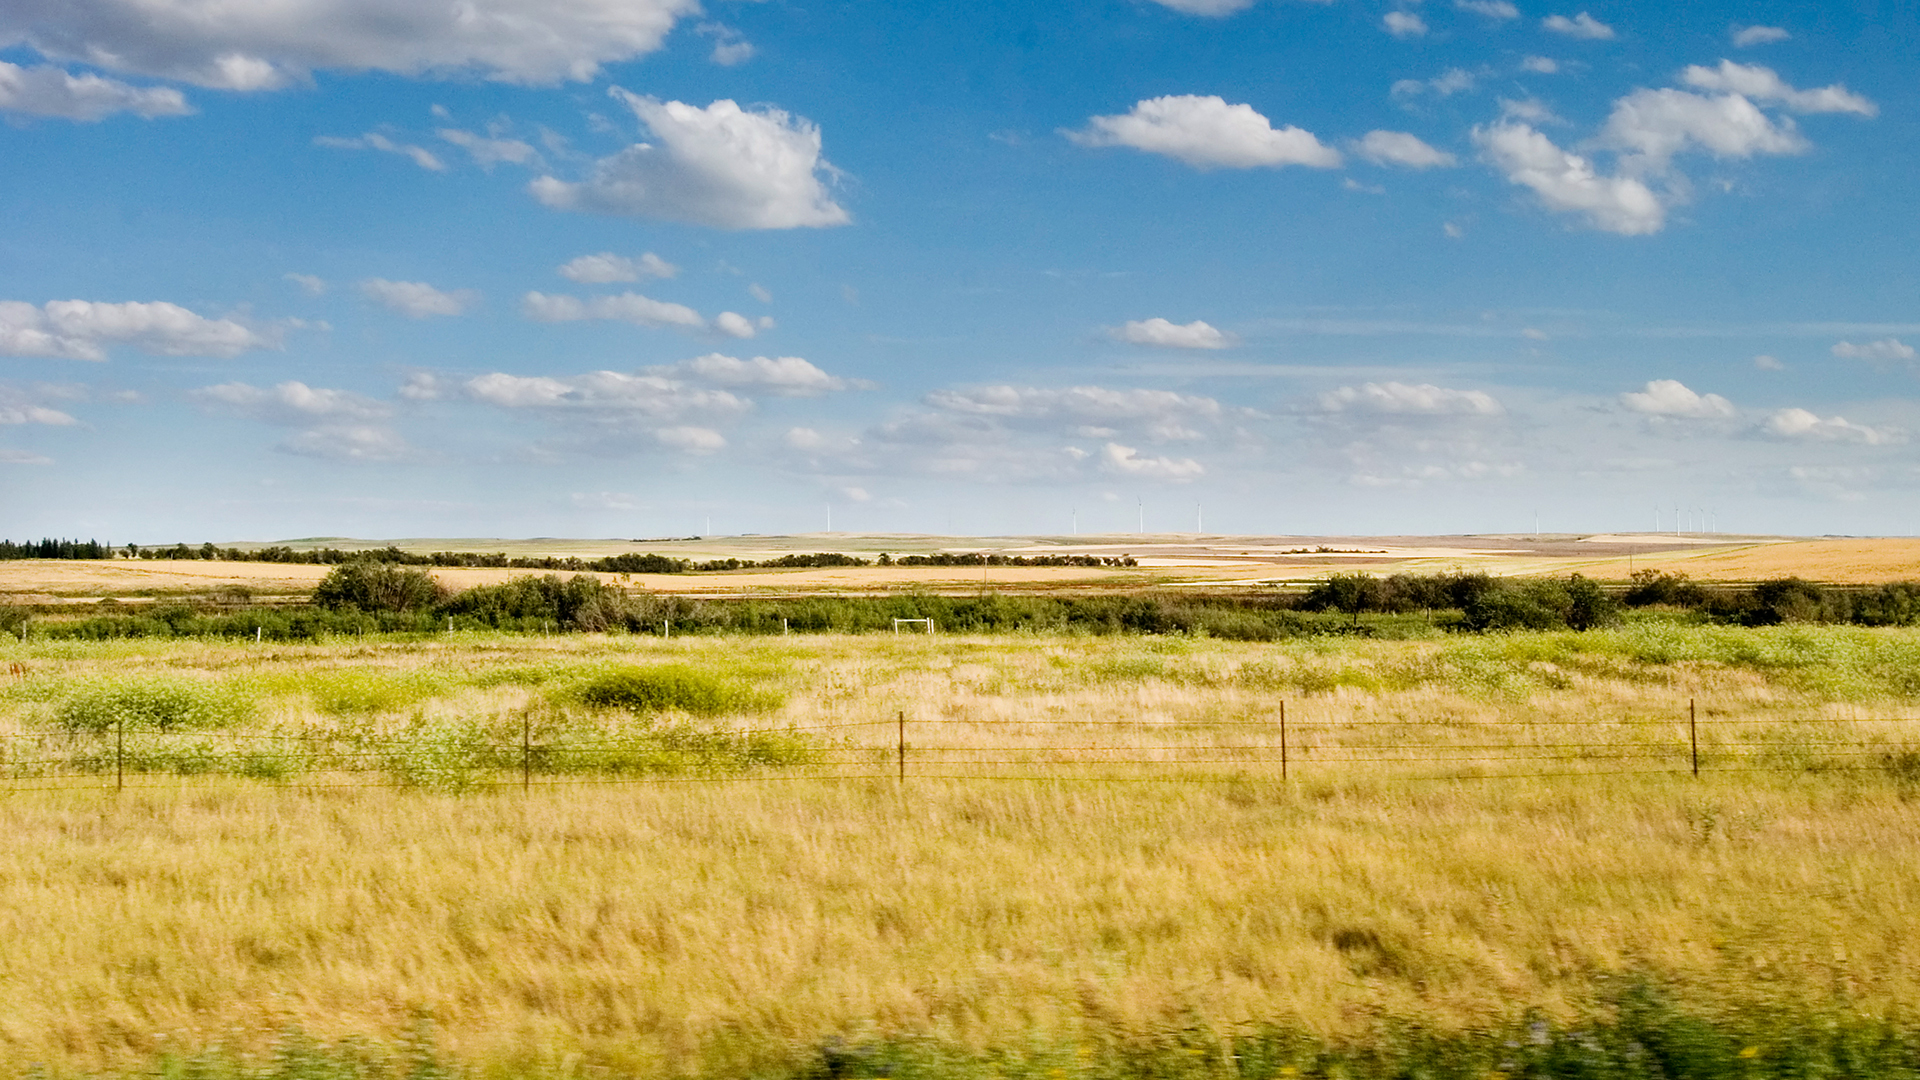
3 699 1916 793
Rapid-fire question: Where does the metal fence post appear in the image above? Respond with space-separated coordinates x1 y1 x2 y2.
1690 698 1699 777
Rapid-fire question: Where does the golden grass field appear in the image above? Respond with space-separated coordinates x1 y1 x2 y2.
3 628 1919 1074
8 533 1920 607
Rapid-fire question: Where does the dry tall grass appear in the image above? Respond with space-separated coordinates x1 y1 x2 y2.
1 628 1917 1073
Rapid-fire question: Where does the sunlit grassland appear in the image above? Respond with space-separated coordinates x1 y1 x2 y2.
0 625 1918 1075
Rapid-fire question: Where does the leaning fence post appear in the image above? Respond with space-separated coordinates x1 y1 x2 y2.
116 717 124 793
1279 700 1288 782
1689 698 1699 777
897 710 906 781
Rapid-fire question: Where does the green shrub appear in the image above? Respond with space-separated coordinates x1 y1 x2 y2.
57 678 254 732
312 562 445 613
577 665 780 716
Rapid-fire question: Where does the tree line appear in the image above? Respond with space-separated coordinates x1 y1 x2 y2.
25 543 1134 573
0 539 111 560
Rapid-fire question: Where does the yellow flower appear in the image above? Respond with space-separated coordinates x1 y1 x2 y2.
1741 1047 1760 1059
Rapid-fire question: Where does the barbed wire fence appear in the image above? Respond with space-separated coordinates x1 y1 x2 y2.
3 700 1918 794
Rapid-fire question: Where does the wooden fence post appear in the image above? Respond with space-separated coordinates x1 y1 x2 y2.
1690 698 1699 778
898 711 906 781
1279 700 1288 782
116 717 124 793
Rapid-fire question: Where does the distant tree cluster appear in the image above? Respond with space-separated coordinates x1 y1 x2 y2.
0 538 111 560
1300 571 1617 631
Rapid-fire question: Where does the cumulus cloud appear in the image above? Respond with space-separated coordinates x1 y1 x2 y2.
557 252 678 283
360 279 476 318
0 299 275 360
1542 12 1614 39
0 0 698 90
1764 407 1901 445
191 380 390 424
1355 130 1457 168
696 23 755 66
1319 381 1503 416
1599 87 1805 174
1391 68 1478 99
1144 0 1257 14
531 91 849 230
1101 442 1204 481
1383 11 1428 37
664 353 855 396
314 132 447 171
1521 56 1560 74
437 127 539 168
1832 338 1916 363
655 426 727 453
192 380 406 461
1731 25 1791 47
0 385 78 426
463 370 750 420
1455 0 1520 18
1474 121 1664 234
1620 379 1734 418
0 60 192 120
1066 95 1341 169
1112 318 1232 350
521 290 765 339
1680 60 1875 116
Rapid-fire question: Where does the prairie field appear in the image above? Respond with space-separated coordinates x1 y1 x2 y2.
2 625 1919 1076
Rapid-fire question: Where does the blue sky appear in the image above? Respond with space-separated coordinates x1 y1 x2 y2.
3 0 1917 542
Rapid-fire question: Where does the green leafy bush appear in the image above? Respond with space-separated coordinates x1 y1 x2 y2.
57 678 254 732
578 664 780 716
312 561 445 613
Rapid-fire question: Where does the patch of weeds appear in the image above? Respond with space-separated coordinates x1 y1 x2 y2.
576 664 781 716
305 669 451 716
57 677 255 733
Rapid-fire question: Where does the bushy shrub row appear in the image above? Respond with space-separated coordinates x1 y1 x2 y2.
0 537 110 560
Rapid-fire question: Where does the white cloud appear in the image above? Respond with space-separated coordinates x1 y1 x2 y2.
437 127 538 168
1542 12 1614 39
360 279 476 318
314 132 446 171
1832 338 1916 363
1620 379 1734 417
1066 94 1341 169
748 283 773 304
280 425 411 462
1474 121 1664 234
1144 0 1258 13
711 311 761 339
464 370 749 420
1521 56 1559 73
0 299 275 360
1455 0 1520 18
1392 68 1479 99
785 427 827 450
0 449 53 465
1680 60 1876 116
1101 442 1204 481
1355 130 1457 168
1499 96 1560 122
0 385 78 427
191 380 389 424
283 273 327 295
697 24 755 66
1383 11 1429 37
1764 408 1901 445
655 426 726 453
531 91 849 230
1754 354 1784 370
0 0 698 90
668 353 852 396
1112 318 1232 350
1599 87 1805 174
522 290 729 335
0 60 192 120
1731 25 1791 48
557 252 678 283
927 385 1225 429
1319 381 1503 416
